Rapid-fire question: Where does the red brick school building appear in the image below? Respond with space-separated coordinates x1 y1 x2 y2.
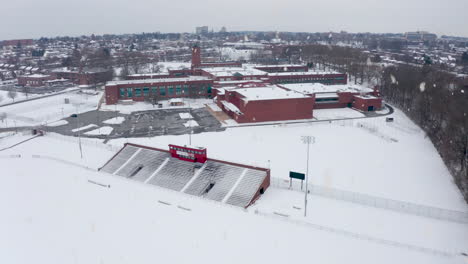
104 45 382 123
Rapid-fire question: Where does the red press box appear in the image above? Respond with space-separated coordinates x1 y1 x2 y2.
169 144 207 163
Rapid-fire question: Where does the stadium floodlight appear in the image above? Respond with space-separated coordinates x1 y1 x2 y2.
301 135 315 217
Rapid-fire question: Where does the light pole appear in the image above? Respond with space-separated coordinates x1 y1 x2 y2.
73 104 83 159
301 135 315 217
188 99 192 146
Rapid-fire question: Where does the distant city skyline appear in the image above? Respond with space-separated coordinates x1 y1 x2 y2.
1 0 467 40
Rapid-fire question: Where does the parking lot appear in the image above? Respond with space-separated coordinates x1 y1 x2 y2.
44 107 224 140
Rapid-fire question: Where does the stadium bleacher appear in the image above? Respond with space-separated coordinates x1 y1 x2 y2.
100 144 269 208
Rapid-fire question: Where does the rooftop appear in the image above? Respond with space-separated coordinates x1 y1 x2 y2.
254 64 308 68
127 72 170 77
202 67 267 77
268 71 341 76
21 74 51 78
234 85 309 101
282 83 374 94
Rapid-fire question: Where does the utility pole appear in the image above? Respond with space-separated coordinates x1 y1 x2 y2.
188 99 192 146
73 105 83 159
301 135 315 217
78 115 83 159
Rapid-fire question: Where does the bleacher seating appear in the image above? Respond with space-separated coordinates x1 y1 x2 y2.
204 165 244 202
100 145 139 174
226 169 267 207
147 158 197 191
115 149 170 182
100 144 268 208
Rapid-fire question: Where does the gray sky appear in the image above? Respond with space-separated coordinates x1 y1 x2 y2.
2 0 468 40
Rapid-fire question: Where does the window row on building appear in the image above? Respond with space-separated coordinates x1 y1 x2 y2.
218 76 259 81
118 85 212 99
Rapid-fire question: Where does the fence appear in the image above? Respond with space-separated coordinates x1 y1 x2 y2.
253 210 456 257
0 153 459 258
270 177 468 224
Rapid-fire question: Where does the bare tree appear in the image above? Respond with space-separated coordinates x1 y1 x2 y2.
150 63 161 73
21 86 31 99
0 112 6 125
145 90 159 107
7 88 17 102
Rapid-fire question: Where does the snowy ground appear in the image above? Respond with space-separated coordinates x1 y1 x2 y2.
72 124 97 132
218 47 257 60
1 105 467 264
102 116 125 125
0 90 40 105
0 91 101 127
2 156 463 264
183 120 199 127
179 112 193 119
110 108 467 211
45 120 69 127
84 126 114 136
313 108 365 120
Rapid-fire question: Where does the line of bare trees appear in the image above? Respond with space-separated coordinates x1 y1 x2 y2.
296 44 468 202
381 65 468 201
300 45 382 86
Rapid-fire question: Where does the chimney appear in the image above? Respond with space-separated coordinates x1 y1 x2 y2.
191 44 201 69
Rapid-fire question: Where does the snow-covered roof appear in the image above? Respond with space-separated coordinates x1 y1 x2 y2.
234 85 309 101
354 95 379 100
221 100 243 114
282 83 373 95
254 64 307 68
214 79 264 85
127 72 169 77
202 67 267 77
268 71 340 76
22 74 51 78
106 76 211 86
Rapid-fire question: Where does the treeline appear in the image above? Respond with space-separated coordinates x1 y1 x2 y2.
300 44 382 85
295 44 468 202
381 65 468 201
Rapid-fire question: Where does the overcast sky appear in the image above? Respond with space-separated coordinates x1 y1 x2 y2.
2 0 468 40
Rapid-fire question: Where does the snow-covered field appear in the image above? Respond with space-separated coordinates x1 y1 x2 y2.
1 103 467 264
110 108 467 211
2 156 462 264
313 108 365 120
0 91 101 127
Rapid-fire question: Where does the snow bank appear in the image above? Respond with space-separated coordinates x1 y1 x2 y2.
103 117 125 125
46 120 69 127
84 126 114 135
179 113 193 119
72 124 97 132
184 120 199 127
